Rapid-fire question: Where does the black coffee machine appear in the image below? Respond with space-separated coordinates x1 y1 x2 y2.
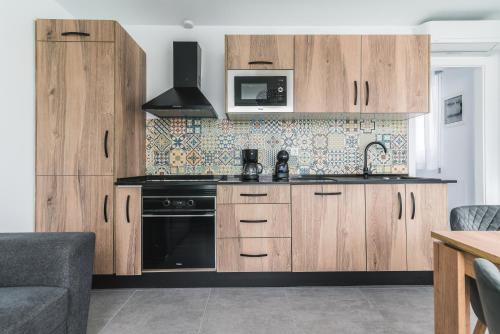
242 149 263 181
273 150 289 181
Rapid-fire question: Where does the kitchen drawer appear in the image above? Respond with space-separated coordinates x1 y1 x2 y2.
217 238 291 272
217 204 291 238
36 19 115 42
217 185 290 204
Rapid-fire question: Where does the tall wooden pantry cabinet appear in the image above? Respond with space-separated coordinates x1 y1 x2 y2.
35 19 146 274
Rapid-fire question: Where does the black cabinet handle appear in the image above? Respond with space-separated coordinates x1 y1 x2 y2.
240 253 268 258
240 193 267 197
240 219 268 223
365 81 370 106
248 61 273 65
314 192 342 196
411 192 416 220
126 195 131 223
104 130 109 158
61 31 90 37
104 195 109 223
354 81 358 106
397 192 402 220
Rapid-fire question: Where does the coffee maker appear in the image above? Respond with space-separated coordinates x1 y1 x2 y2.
273 150 289 181
242 149 263 181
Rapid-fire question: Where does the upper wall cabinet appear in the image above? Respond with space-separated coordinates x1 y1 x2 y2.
36 19 115 42
226 35 294 70
361 35 430 114
294 35 362 114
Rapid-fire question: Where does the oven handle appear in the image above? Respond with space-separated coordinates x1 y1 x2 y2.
142 214 215 218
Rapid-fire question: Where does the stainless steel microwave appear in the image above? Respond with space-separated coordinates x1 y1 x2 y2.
227 70 293 114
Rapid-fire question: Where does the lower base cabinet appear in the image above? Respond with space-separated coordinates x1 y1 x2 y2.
35 175 114 274
115 186 142 276
217 238 291 272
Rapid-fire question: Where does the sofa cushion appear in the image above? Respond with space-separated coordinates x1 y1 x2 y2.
0 286 68 334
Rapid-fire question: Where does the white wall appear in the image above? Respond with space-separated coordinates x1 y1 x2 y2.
123 25 416 119
0 0 72 232
442 68 477 209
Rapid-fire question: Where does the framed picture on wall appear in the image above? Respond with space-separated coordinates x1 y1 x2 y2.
444 94 464 126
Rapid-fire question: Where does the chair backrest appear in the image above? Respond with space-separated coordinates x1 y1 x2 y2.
450 206 500 231
474 259 500 334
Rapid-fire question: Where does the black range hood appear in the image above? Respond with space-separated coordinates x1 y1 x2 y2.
142 42 217 118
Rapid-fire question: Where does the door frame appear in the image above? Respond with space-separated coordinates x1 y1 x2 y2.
408 55 499 205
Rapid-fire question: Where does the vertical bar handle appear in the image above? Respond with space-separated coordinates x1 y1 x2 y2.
104 130 109 159
354 81 358 106
365 81 370 106
126 195 131 223
411 192 416 220
104 195 109 223
397 192 402 220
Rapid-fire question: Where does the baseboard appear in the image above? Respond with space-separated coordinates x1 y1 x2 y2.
92 271 433 289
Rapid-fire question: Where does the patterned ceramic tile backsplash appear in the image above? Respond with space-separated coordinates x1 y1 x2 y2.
146 118 408 175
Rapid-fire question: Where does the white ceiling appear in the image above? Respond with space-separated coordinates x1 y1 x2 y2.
55 0 500 26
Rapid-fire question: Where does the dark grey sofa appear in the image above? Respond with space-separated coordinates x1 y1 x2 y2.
0 233 95 334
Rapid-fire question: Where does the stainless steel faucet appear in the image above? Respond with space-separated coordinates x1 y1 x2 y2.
363 141 388 179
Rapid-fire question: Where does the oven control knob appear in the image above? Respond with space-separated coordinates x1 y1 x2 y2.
187 200 195 207
277 86 284 93
163 199 171 207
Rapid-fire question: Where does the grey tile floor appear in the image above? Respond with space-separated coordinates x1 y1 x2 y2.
87 286 476 334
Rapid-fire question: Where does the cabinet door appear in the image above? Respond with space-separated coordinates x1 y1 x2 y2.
366 184 407 271
361 35 429 114
294 35 362 114
36 41 114 175
406 184 448 270
36 176 114 274
36 19 115 42
115 186 142 276
291 184 366 272
225 35 294 69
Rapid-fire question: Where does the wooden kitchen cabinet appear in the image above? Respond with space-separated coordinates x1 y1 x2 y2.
361 35 430 114
35 19 146 275
35 176 114 274
115 186 142 276
406 184 448 270
36 41 115 176
217 238 291 272
225 35 294 69
291 184 366 272
217 204 291 238
294 35 362 114
366 184 407 271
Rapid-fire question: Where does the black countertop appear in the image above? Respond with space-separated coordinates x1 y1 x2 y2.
116 174 456 186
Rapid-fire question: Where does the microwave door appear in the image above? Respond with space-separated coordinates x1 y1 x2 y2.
234 76 269 106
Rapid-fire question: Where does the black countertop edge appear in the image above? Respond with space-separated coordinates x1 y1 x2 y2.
115 174 457 186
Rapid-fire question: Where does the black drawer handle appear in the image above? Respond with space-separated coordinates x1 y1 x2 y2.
240 219 268 223
365 81 370 106
104 195 109 223
354 81 358 106
248 61 273 65
411 192 416 220
126 195 131 223
314 192 342 196
61 31 90 37
240 193 267 197
240 253 268 258
397 192 402 220
104 130 109 158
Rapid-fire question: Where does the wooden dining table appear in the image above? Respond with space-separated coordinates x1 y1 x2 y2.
432 231 500 334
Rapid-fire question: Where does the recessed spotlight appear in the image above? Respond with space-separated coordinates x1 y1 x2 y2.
183 20 194 29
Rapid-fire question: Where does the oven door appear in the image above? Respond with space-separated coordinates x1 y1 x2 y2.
142 213 215 271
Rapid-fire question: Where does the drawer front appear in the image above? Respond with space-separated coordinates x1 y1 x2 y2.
217 185 290 204
217 204 291 238
217 238 291 272
36 19 115 42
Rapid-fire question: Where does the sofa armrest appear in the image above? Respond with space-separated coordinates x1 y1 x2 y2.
0 232 95 334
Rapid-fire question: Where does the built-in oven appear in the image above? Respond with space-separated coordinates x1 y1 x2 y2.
227 69 293 114
141 184 216 271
